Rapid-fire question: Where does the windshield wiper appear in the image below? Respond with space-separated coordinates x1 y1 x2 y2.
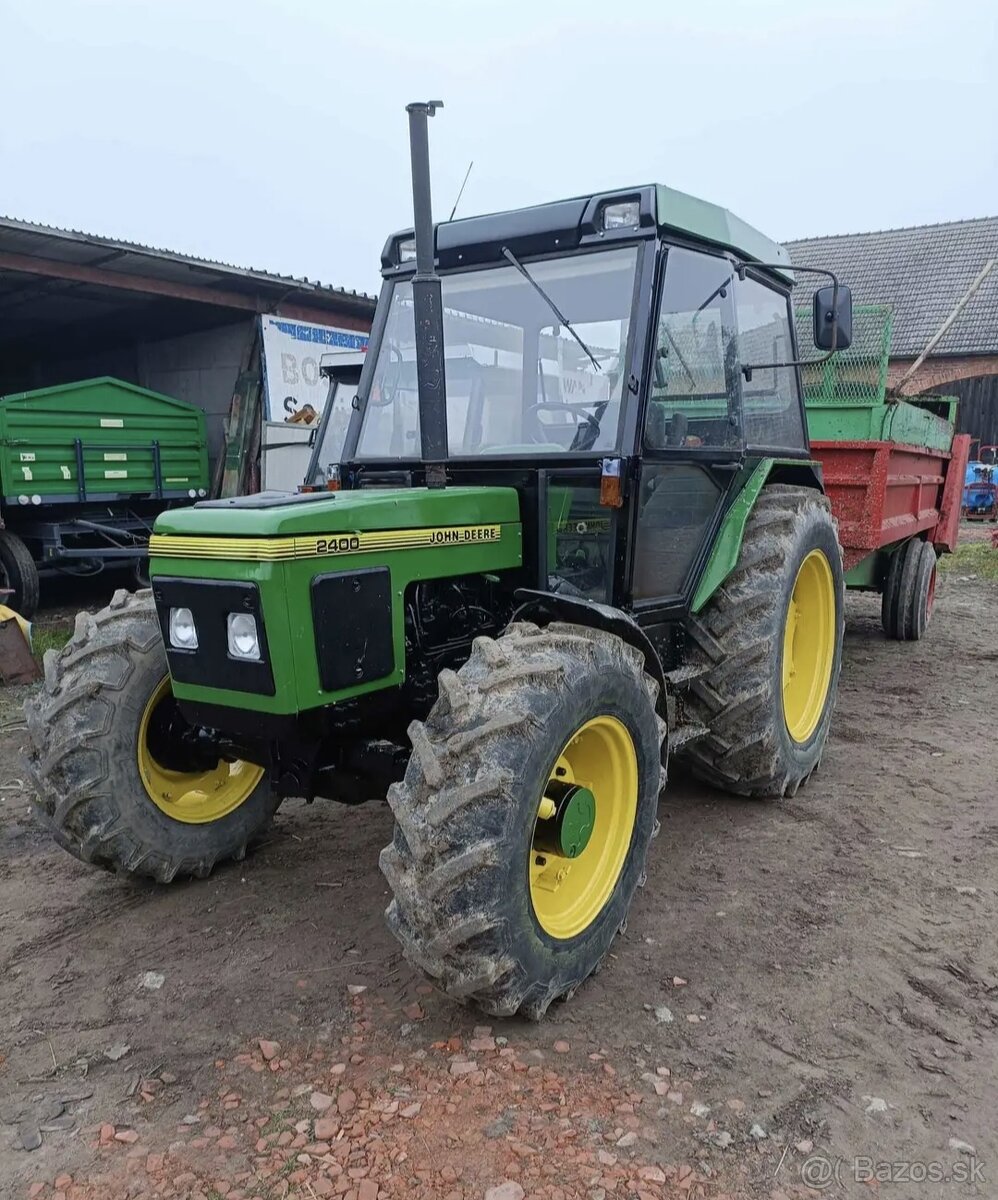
500 246 601 373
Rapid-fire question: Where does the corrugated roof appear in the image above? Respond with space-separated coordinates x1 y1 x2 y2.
786 216 998 358
0 214 378 310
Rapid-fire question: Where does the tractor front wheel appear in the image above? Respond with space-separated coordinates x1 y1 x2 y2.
380 622 664 1018
25 590 278 881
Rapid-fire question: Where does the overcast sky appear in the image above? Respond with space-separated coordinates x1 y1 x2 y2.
2 0 995 296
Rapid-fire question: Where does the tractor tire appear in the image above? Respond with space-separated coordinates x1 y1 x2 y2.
380 621 664 1018
0 530 40 619
24 589 278 882
681 484 844 798
881 539 936 641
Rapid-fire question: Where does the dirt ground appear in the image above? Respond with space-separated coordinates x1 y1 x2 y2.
1 566 996 1199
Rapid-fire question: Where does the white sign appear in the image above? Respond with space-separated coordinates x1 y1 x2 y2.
260 315 368 423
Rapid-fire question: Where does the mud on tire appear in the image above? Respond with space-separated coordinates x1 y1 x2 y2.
24 589 278 882
380 621 665 1019
680 484 845 798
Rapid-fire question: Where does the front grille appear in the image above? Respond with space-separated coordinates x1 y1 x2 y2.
311 567 394 691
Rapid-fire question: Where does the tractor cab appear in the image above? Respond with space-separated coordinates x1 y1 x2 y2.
338 181 848 612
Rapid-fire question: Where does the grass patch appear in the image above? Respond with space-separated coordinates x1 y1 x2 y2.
938 541 998 581
0 618 72 724
31 623 73 659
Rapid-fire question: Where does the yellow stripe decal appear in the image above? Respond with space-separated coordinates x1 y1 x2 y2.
149 524 503 562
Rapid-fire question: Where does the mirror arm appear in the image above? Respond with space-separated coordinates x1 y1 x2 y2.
734 261 843 381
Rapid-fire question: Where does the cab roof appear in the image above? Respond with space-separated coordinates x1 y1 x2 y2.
382 183 793 283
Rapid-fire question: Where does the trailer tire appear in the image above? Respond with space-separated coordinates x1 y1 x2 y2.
881 539 936 641
0 530 40 619
24 589 278 882
680 484 844 798
380 622 664 1018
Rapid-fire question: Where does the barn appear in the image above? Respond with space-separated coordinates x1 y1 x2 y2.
0 216 377 488
788 216 998 448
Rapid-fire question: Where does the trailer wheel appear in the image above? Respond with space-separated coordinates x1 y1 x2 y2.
0 530 40 619
680 484 844 798
24 589 278 882
380 622 664 1018
881 539 936 641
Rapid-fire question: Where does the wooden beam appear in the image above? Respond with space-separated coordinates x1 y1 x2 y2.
0 250 372 332
892 259 996 396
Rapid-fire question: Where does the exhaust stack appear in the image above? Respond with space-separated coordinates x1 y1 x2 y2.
405 100 448 489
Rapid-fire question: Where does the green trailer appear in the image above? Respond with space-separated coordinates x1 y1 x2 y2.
0 377 209 616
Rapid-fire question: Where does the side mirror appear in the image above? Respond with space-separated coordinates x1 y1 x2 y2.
813 284 853 352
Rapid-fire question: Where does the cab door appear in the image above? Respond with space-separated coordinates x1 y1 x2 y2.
631 245 742 605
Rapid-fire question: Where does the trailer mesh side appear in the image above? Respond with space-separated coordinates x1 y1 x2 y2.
794 303 893 406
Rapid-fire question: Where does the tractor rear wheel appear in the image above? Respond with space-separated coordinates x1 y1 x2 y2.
881 538 936 640
0 530 40 619
380 622 664 1018
24 589 278 881
681 484 844 797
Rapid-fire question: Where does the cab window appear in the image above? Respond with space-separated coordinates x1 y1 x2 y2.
646 248 739 450
734 275 805 449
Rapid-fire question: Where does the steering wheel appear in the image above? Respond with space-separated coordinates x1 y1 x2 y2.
524 400 601 445
370 341 404 408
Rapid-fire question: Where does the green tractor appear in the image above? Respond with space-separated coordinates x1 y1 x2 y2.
26 103 852 1018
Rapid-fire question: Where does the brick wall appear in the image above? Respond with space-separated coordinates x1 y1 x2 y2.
887 354 998 394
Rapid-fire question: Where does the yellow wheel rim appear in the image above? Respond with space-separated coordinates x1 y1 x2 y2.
782 549 836 743
529 716 638 940
137 677 264 824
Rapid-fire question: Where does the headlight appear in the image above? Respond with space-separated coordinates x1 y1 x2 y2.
397 236 417 263
169 607 198 650
227 612 261 661
602 200 640 230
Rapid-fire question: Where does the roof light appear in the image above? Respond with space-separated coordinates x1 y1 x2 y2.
602 200 640 231
397 237 417 263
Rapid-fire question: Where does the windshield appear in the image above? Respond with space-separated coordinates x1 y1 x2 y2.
355 246 639 459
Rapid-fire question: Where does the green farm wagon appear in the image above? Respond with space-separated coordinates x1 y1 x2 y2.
0 377 209 616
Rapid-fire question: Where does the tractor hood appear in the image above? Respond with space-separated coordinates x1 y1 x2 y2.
148 484 524 718
151 486 520 540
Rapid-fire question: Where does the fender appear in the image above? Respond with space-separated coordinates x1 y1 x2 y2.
691 456 824 613
511 587 669 723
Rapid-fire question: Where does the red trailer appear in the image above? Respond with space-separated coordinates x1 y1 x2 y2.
811 433 971 638
813 433 971 573
801 306 971 640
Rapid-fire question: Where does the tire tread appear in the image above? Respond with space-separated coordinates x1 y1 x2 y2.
380 622 664 1017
